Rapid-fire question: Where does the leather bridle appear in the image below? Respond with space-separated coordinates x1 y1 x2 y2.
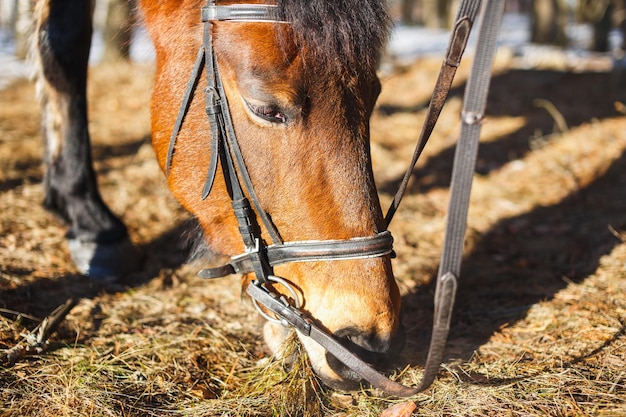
166 2 394 282
166 0 505 397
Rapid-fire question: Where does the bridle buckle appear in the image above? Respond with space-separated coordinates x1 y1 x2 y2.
245 237 261 255
248 276 308 332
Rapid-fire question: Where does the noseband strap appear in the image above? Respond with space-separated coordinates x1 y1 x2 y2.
198 230 394 279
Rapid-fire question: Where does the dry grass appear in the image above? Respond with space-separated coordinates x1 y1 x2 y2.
1 55 626 416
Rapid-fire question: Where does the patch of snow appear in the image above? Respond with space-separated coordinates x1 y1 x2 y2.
0 28 30 89
388 13 531 64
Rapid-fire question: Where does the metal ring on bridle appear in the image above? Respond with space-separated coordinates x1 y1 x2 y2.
251 275 301 327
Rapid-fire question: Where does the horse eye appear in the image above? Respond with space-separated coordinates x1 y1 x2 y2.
245 101 288 124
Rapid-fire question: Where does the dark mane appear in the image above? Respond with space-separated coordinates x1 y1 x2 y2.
277 0 391 77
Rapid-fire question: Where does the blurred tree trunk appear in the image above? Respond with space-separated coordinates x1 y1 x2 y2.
420 0 455 28
593 1 613 52
577 0 613 52
102 0 133 62
531 0 568 46
401 0 420 25
13 0 32 59
421 0 439 28
439 0 458 29
618 0 626 50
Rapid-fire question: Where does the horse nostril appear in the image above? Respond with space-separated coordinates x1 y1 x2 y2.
319 325 407 390
334 327 394 361
322 327 399 388
347 333 390 355
330 324 406 367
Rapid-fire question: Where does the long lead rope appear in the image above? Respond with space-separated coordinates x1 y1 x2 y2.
417 0 506 396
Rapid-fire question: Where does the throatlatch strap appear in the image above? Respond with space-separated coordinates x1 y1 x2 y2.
166 48 205 177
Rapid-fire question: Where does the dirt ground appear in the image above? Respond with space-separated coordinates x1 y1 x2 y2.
1 47 625 416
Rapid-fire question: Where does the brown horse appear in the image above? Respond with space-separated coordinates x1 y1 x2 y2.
34 0 402 390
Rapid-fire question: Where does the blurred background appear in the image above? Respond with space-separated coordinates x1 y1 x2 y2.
1 0 625 71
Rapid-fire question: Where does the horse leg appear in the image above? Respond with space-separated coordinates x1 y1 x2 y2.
35 0 142 278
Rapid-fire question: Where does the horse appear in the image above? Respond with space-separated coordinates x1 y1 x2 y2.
33 0 403 390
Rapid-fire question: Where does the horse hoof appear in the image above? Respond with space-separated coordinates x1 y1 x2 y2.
67 237 144 280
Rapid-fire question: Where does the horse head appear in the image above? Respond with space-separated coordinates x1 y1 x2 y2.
141 0 402 390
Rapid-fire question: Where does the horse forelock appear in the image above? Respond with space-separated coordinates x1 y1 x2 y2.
276 0 391 79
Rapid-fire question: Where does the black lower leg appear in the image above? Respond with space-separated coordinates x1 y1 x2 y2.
37 0 141 277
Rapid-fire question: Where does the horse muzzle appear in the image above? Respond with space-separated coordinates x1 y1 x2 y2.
268 315 403 391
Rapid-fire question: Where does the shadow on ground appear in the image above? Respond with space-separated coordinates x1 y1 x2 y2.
378 68 626 195
399 147 626 367
0 220 195 329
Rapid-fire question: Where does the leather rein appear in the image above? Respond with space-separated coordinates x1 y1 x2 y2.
166 0 505 397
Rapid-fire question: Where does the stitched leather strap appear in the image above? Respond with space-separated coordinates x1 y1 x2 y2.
198 231 394 278
202 4 283 22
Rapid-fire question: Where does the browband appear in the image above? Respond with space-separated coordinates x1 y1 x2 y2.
201 4 285 23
